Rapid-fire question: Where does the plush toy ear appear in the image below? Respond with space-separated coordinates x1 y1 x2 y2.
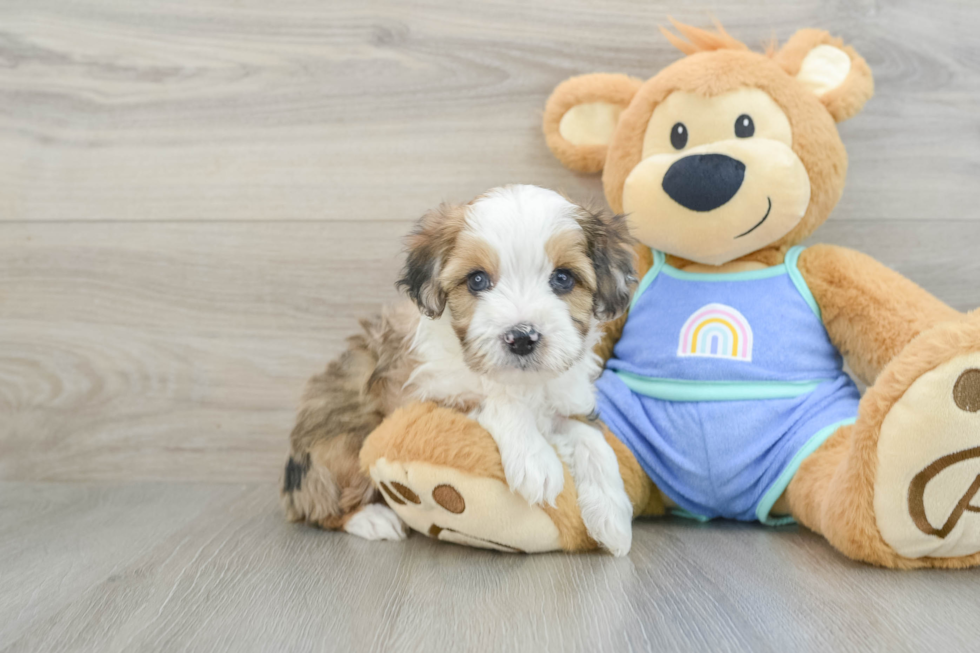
543 73 644 173
774 29 874 122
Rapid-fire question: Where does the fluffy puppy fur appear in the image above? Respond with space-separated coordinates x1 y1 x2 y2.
281 185 638 554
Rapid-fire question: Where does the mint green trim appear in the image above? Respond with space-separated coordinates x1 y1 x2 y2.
755 417 858 526
670 507 712 523
614 371 831 402
661 263 787 282
630 249 667 312
784 246 821 318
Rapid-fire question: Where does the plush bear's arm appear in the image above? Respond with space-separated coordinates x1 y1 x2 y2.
797 244 964 384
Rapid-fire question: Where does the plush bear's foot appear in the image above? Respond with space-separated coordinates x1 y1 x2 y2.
788 317 980 568
874 347 980 559
359 403 600 554
359 402 666 555
343 503 408 541
369 457 563 553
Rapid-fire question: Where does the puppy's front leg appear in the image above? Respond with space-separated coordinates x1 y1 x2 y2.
551 419 633 556
476 399 564 507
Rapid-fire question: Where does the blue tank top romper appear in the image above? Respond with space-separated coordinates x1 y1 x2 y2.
594 246 860 524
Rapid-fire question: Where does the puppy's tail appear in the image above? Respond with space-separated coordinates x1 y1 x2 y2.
280 303 419 529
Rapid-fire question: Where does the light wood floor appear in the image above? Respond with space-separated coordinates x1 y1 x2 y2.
2 1 979 651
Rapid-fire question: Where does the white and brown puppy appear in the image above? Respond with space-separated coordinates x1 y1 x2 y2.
282 185 637 555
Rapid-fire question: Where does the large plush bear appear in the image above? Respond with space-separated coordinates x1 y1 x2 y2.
359 22 980 568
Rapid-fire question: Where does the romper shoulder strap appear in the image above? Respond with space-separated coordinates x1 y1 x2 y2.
630 249 667 312
784 246 821 318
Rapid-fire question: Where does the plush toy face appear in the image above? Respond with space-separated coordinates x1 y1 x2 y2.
544 24 875 266
623 82 809 264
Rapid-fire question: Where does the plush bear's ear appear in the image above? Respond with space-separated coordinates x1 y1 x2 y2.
774 29 874 123
543 73 644 173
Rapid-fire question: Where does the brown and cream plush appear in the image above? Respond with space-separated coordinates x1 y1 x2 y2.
357 21 980 567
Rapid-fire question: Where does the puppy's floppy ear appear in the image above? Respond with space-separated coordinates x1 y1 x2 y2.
576 208 637 321
543 74 644 173
774 29 874 123
397 203 466 318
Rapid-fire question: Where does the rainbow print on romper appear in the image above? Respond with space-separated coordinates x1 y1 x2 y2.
677 303 754 362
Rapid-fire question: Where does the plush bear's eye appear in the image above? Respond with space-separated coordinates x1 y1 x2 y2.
467 271 491 294
735 114 754 138
670 123 688 149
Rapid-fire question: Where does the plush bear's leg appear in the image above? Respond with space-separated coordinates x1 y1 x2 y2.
787 315 980 568
360 402 664 554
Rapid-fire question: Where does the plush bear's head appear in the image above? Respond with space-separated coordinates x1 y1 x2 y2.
543 22 874 266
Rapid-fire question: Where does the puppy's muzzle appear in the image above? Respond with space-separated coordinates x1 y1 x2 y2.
503 325 540 357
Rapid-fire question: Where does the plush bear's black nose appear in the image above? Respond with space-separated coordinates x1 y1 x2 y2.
662 154 745 212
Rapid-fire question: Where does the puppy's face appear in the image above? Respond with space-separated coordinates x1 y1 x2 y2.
399 185 636 379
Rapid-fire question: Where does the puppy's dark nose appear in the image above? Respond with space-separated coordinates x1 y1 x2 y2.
504 326 540 356
662 153 745 212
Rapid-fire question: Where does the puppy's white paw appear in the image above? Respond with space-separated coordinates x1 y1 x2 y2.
570 431 634 557
578 481 633 557
502 440 565 507
343 504 408 541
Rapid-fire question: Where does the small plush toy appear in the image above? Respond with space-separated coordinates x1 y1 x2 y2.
362 21 980 567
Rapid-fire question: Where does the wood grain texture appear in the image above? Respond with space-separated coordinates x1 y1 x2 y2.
3 483 980 653
0 221 407 482
1 0 979 223
2 0 980 649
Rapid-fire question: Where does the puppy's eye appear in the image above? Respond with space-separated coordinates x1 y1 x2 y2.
670 122 687 149
550 269 575 295
466 271 491 294
735 114 754 138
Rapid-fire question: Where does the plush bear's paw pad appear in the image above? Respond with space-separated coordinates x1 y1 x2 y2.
368 458 563 553
953 368 980 413
502 441 565 507
875 353 980 559
343 504 408 541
